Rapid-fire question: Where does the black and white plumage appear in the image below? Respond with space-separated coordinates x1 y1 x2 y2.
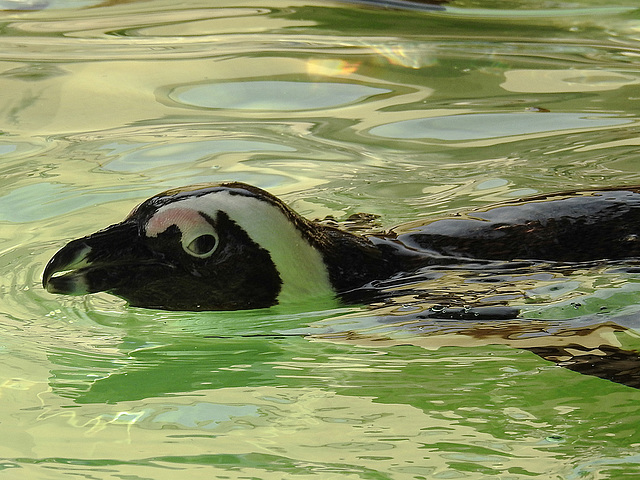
43 183 396 310
43 182 640 311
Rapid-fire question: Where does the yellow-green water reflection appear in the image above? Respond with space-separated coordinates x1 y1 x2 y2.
1 0 640 478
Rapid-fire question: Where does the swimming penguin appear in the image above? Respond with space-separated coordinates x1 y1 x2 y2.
42 182 640 311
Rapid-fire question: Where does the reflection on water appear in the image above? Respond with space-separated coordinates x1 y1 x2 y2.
171 80 391 110
369 112 633 141
1 0 640 477
102 139 295 171
501 69 640 93
0 381 583 478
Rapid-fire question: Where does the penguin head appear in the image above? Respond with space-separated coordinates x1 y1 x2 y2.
43 182 335 311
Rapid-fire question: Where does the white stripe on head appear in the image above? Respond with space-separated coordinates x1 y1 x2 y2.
145 190 334 304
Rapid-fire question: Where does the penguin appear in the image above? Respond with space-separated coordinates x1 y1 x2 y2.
43 182 640 311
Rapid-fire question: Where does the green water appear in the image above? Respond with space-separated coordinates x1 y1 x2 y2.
2 0 640 478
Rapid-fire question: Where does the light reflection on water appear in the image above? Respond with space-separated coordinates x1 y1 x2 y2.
171 80 392 110
1 0 640 478
369 112 633 141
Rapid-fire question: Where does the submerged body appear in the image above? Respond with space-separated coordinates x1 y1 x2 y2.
43 183 640 311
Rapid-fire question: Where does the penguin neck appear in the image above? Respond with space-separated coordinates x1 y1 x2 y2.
310 224 429 294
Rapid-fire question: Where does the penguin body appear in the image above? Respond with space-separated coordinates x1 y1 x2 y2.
43 183 640 311
396 189 640 262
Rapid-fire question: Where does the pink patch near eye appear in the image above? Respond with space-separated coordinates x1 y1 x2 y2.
146 207 205 237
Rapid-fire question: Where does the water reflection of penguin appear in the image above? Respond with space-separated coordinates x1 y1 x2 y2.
43 183 640 388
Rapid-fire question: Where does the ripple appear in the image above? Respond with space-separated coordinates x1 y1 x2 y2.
0 183 148 222
0 0 48 11
101 139 295 172
501 69 640 93
170 81 391 111
0 138 52 160
0 64 68 81
369 112 633 141
441 5 636 17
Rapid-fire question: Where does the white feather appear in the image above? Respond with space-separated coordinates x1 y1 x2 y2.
146 191 334 304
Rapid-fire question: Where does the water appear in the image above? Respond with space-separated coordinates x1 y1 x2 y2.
1 0 640 478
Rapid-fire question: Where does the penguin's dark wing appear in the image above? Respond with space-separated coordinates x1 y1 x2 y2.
395 189 640 262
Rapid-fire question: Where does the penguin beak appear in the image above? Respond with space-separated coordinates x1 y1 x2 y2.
43 221 152 295
42 238 94 294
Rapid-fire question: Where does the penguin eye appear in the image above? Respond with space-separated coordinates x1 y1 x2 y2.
185 233 218 258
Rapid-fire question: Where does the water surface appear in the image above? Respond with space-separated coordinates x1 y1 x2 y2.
1 0 640 478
